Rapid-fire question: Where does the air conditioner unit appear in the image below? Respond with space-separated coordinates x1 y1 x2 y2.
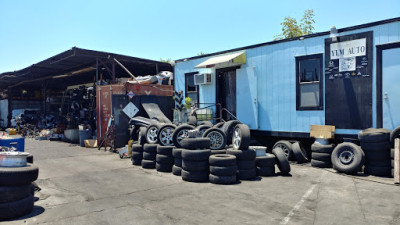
194 73 212 85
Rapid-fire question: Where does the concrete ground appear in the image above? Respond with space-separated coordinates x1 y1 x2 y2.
3 139 400 225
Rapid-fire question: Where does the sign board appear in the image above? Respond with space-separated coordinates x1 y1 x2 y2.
122 102 139 118
310 125 335 139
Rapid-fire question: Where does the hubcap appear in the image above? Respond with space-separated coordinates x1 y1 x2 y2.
207 131 224 149
233 127 241 149
275 144 290 158
146 127 158 143
160 127 174 146
339 150 354 165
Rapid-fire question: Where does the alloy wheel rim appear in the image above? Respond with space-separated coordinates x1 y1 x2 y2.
233 127 241 148
208 131 223 149
160 127 174 146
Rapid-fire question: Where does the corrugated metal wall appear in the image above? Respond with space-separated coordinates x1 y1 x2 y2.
174 21 400 135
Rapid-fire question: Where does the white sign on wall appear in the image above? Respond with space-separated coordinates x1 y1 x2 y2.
339 57 356 72
122 102 139 118
330 38 366 59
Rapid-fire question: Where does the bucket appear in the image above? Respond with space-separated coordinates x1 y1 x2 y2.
314 138 329 145
79 129 92 147
64 129 79 143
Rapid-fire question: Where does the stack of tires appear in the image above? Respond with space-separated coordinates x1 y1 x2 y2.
359 128 391 177
141 144 157 169
156 146 174 172
0 163 38 220
271 147 291 175
227 149 257 180
131 144 143 166
172 148 183 176
180 138 211 182
255 153 276 176
311 143 335 168
209 155 237 184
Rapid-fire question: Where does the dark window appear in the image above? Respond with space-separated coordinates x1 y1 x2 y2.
185 72 199 105
296 54 323 110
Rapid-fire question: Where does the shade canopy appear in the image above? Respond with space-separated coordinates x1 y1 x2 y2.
194 51 246 68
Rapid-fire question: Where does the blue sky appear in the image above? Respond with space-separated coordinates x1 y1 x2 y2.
0 0 399 72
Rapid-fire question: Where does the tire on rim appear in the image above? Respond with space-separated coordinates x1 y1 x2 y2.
232 124 251 150
157 124 176 146
145 124 160 144
172 124 195 148
273 140 294 160
331 143 365 174
203 128 227 150
222 120 242 145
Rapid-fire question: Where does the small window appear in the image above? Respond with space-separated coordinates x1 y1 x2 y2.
185 72 199 106
296 54 323 110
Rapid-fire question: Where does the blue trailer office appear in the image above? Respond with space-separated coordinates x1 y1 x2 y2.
174 17 400 141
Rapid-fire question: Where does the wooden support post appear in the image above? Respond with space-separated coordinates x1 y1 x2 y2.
395 138 400 184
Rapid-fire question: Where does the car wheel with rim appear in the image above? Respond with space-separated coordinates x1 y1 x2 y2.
145 124 160 144
203 128 227 150
158 124 176 146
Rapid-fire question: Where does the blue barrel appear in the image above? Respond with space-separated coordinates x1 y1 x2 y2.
79 130 92 147
0 137 25 152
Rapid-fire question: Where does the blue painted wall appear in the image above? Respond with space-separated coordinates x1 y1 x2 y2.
174 21 400 135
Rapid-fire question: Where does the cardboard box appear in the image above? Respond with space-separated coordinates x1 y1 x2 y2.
84 139 98 148
310 125 335 139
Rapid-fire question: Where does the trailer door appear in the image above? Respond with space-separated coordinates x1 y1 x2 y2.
379 43 400 130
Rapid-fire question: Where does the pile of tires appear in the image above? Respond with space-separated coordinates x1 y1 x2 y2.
331 142 364 174
0 163 38 220
172 148 183 176
227 149 257 180
359 128 391 177
141 144 157 169
156 146 174 172
255 153 276 176
181 138 211 182
272 140 308 164
209 155 237 184
311 143 335 168
271 147 291 175
131 144 143 166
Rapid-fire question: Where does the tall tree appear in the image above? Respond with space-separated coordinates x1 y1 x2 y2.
274 9 315 40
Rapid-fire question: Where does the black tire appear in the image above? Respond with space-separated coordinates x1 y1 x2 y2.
209 165 237 176
256 166 275 177
27 154 33 164
182 160 209 172
172 148 183 158
237 168 257 180
187 116 197 126
145 124 160 144
226 149 256 161
364 150 391 162
172 124 195 148
365 159 391 167
272 147 291 174
214 122 225 129
358 128 390 143
360 141 391 152
222 120 242 145
180 138 211 150
364 165 391 177
156 163 173 172
131 144 143 153
255 153 276 167
156 154 174 164
142 152 156 160
157 146 174 156
292 141 308 163
0 184 32 203
172 165 182 176
181 149 211 161
0 195 34 220
131 152 143 160
391 159 394 168
157 124 176 146
273 140 294 160
311 143 335 154
203 128 227 150
390 126 400 148
174 158 182 167
311 159 332 168
391 148 394 158
331 143 365 174
209 174 236 184
0 164 39 186
181 170 209 182
138 126 147 145
143 144 157 153
132 158 142 166
196 125 212 136
311 152 331 161
211 150 226 155
237 160 256 170
141 160 156 169
232 124 251 150
209 154 236 167
199 121 213 127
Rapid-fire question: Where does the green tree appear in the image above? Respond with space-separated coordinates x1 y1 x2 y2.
159 58 172 64
274 9 315 40
197 51 207 56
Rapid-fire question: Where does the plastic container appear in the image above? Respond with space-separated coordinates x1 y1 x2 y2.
79 129 92 147
64 129 79 143
0 137 25 152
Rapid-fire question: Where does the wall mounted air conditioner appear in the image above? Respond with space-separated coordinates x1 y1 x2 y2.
194 73 212 85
